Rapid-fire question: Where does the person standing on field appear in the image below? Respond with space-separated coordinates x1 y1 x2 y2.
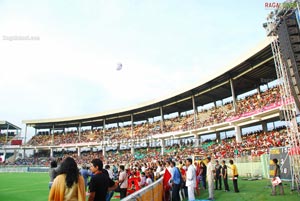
185 158 196 201
229 159 239 193
214 160 222 190
206 156 215 200
271 158 284 195
49 157 86 201
221 160 230 192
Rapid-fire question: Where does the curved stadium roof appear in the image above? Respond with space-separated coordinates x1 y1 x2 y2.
23 38 276 129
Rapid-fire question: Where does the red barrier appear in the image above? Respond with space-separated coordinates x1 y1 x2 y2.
11 140 22 145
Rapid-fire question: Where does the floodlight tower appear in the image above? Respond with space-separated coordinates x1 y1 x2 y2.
263 0 300 191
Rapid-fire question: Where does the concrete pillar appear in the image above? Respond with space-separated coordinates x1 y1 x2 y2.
262 121 268 132
51 125 55 145
194 133 200 147
24 125 28 144
216 131 221 144
50 148 53 158
102 145 106 158
5 124 9 144
78 123 81 142
160 107 164 133
230 78 238 112
160 139 165 155
130 146 135 155
257 87 261 95
192 95 198 126
131 114 135 155
103 119 106 141
116 142 120 153
77 147 81 157
235 126 242 143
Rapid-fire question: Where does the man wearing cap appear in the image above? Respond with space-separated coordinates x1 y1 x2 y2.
185 158 196 201
206 156 215 200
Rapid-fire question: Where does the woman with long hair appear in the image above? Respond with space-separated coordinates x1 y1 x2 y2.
49 157 86 201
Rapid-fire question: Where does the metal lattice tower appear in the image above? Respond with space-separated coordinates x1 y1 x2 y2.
264 2 300 191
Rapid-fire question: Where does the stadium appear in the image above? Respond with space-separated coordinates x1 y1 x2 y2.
1 1 300 201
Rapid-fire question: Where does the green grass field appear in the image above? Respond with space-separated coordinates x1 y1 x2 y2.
0 173 299 201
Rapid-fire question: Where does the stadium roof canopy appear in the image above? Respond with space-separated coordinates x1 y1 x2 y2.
23 38 277 130
0 121 21 131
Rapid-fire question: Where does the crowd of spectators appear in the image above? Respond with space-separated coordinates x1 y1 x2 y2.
26 86 282 147
2 85 289 168
5 126 290 167
0 132 16 146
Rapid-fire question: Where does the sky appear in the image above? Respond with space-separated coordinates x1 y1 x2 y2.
0 0 276 139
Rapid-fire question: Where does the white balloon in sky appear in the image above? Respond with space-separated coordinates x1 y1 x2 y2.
116 63 122 71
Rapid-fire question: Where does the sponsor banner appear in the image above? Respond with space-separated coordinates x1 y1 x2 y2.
225 101 281 122
60 142 100 147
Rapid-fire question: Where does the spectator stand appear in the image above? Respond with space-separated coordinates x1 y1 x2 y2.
0 121 22 146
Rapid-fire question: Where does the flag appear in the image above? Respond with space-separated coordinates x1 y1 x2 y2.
163 168 171 191
163 168 171 201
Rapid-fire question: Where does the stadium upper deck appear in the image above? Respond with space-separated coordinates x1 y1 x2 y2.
22 38 276 130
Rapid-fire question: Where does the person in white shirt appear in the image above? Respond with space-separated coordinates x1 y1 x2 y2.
155 161 163 179
118 165 128 199
145 173 153 186
105 164 114 180
168 161 175 179
206 156 215 200
141 163 147 173
140 172 147 187
185 158 196 201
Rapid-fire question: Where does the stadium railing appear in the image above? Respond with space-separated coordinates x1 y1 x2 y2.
122 177 163 201
0 166 48 173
